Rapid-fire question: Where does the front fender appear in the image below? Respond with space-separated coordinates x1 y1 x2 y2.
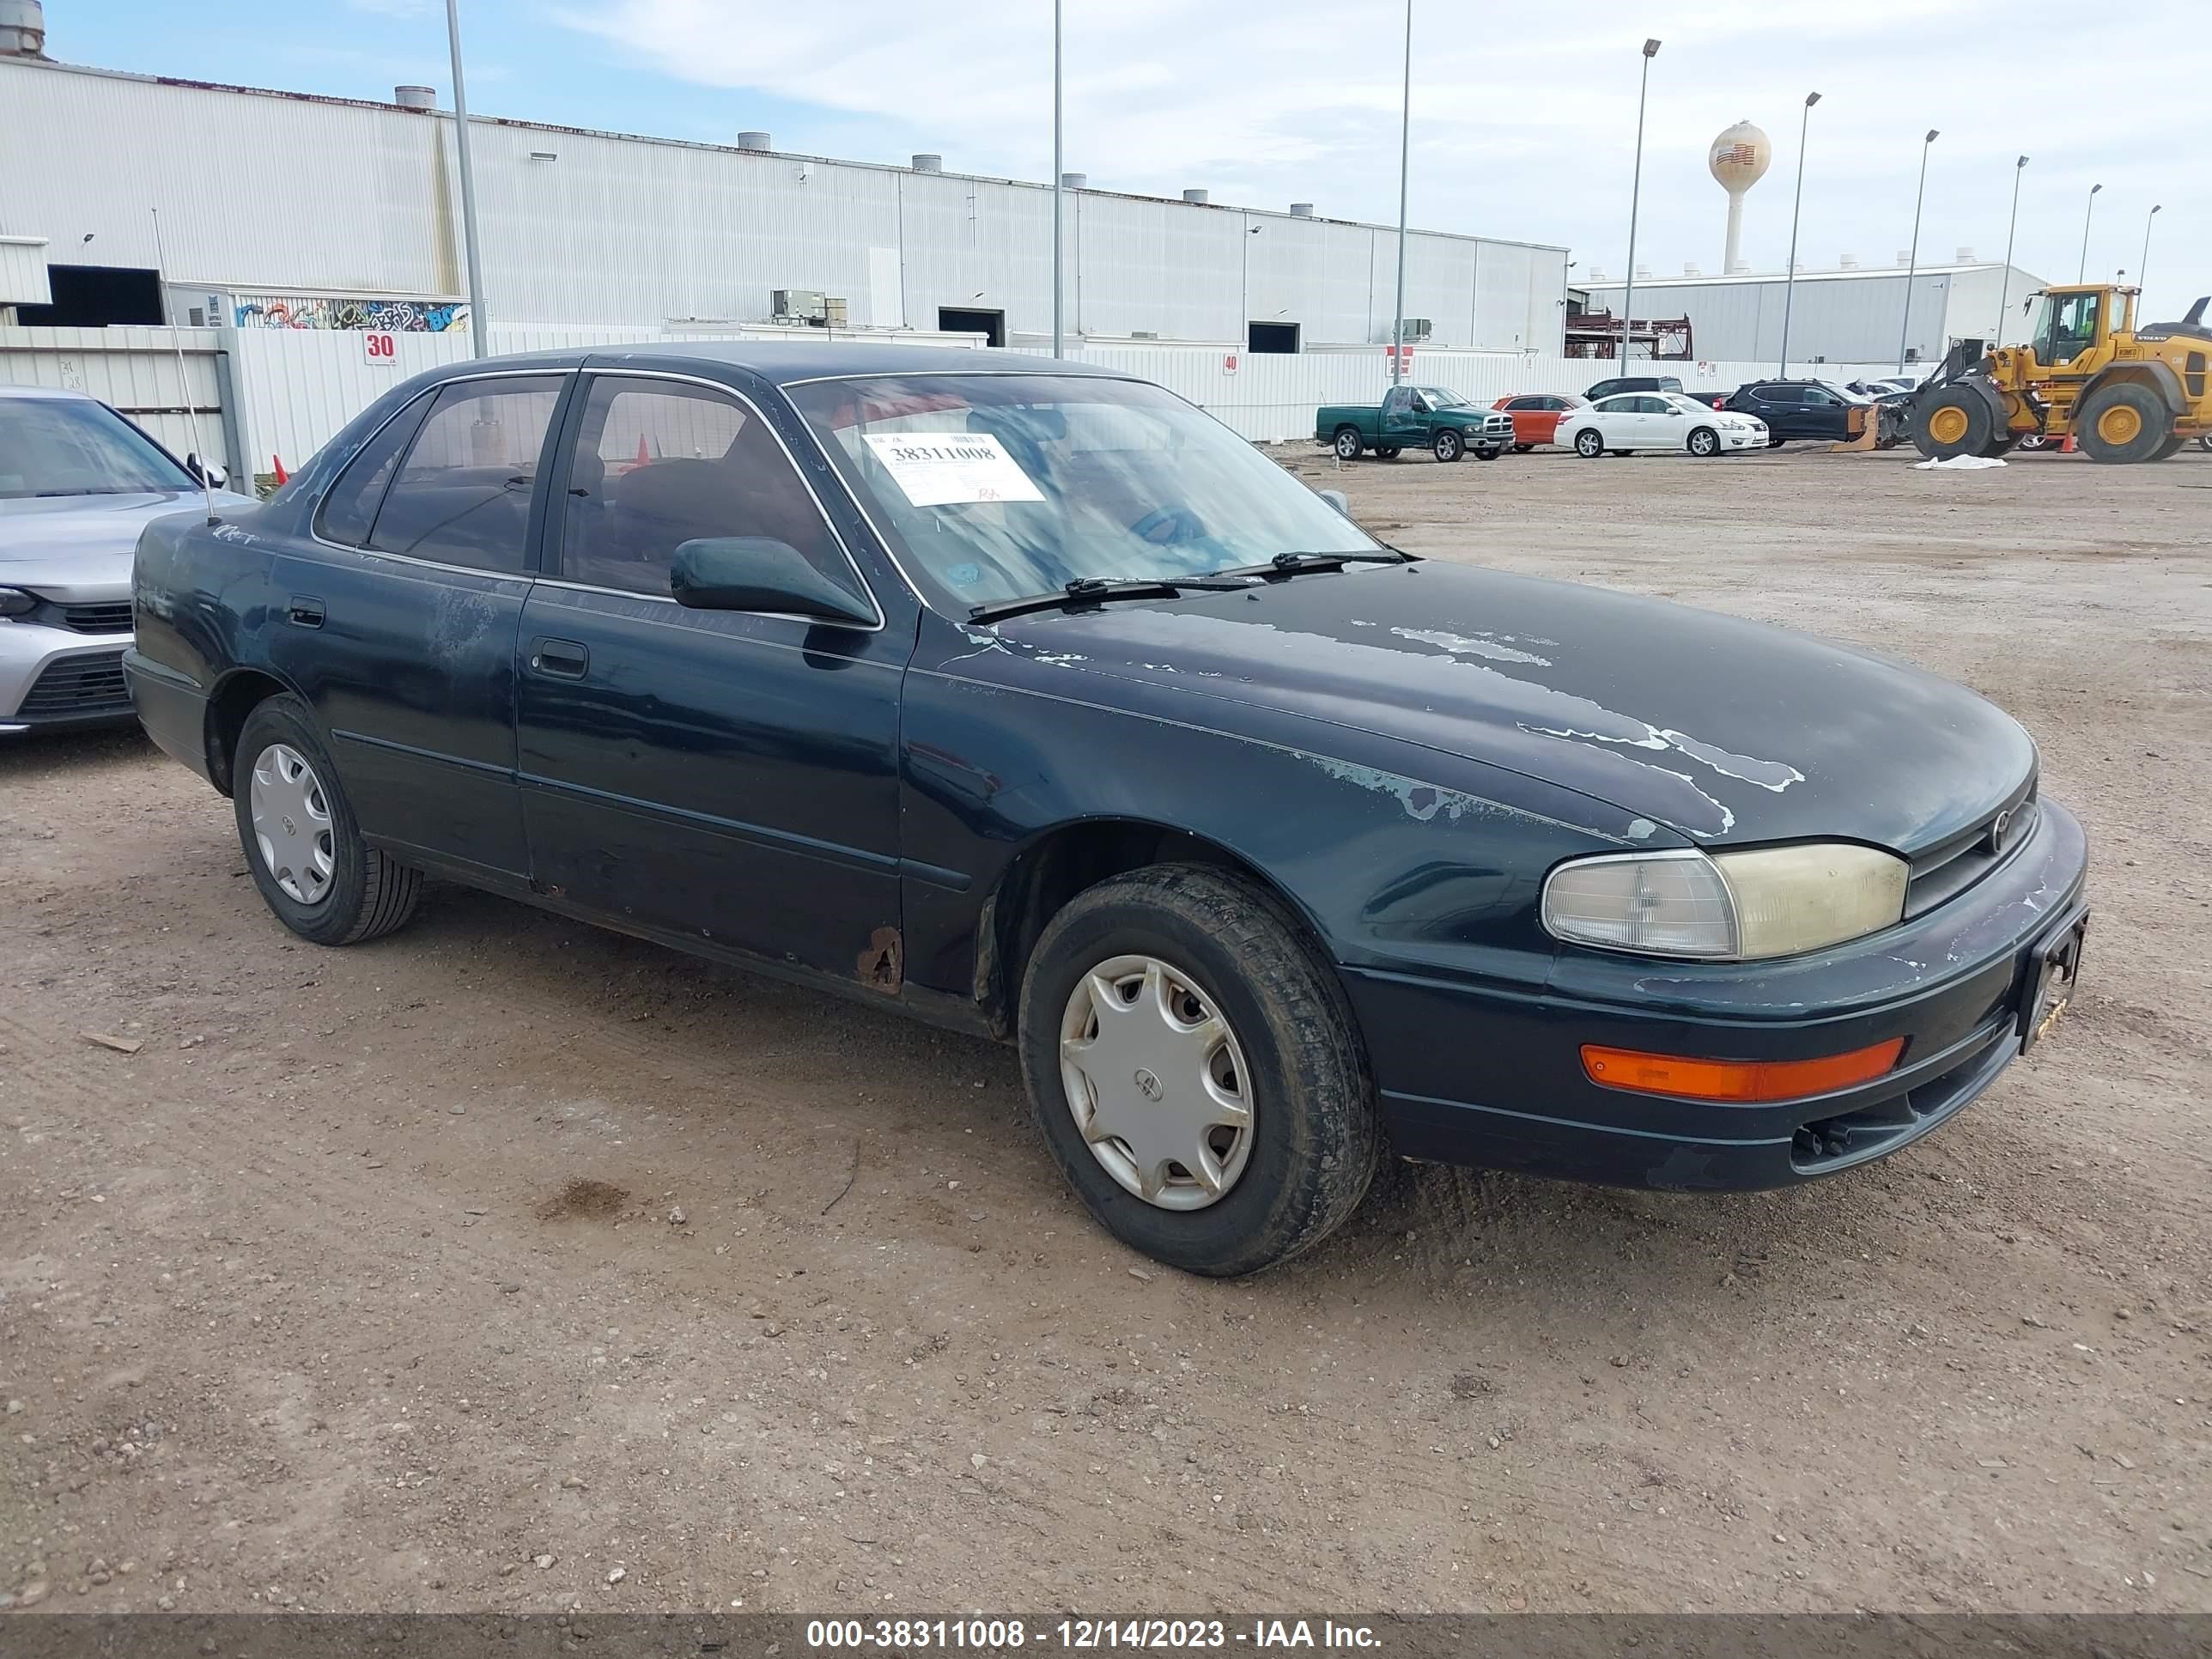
896 612 1669 1020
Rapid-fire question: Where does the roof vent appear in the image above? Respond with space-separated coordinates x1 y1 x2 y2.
1182 188 1209 205
394 84 438 110
1896 250 1912 265
1588 267 1605 282
0 0 46 58
738 131 773 151
1060 172 1086 189
1954 246 1975 263
1289 202 1315 218
1683 262 1700 276
1634 264 1652 279
911 153 943 172
1729 259 1750 275
1838 252 1857 269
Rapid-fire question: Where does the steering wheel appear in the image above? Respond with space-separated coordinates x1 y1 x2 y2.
1130 506 1206 546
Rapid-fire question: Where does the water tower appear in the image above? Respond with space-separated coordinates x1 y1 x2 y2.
1709 120 1771 276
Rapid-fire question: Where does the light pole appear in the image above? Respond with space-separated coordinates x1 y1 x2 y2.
1051 0 1063 359
2077 181 2100 283
1617 37 1660 374
1389 0 1413 385
1995 155 2027 343
2138 203 2161 311
444 0 488 356
1777 90 1820 377
1897 128 1937 373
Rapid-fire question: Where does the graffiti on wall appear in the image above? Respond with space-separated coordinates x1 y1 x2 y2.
234 295 471 332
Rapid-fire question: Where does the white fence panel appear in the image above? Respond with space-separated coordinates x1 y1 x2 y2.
0 325 228 464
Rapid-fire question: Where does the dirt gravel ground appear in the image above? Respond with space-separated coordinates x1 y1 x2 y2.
3 441 2209 1619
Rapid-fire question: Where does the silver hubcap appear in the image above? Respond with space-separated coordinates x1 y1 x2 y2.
1058 955 1255 1211
248 742 335 905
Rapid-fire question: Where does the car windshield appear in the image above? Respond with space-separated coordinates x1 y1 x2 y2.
0 395 197 500
1661 393 1712 414
1417 387 1471 408
787 374 1378 613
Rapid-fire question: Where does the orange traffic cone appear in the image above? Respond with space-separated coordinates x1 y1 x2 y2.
2059 430 2076 453
271 454 289 484
635 435 651 469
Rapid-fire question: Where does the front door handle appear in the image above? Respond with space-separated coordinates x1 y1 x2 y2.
286 595 325 629
530 637 590 678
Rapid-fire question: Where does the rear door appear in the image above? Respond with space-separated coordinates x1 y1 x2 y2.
513 368 909 983
272 371 569 880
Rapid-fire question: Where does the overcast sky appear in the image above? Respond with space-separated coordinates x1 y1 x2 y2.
56 0 2212 324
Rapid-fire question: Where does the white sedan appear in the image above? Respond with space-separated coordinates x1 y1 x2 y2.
1556 392 1768 459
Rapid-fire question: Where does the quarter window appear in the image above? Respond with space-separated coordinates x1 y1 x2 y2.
314 392 432 547
556 377 851 599
368 376 562 573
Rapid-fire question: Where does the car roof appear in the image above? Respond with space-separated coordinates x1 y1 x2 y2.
0 383 102 403
417 340 1132 387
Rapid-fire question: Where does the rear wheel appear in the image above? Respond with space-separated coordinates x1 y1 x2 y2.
1512 442 1534 453
1574 428 1604 459
1432 428 1464 463
2150 433 2185 461
1913 386 1994 460
1686 426 1719 458
233 696 422 946
1472 445 1500 460
2075 384 2168 464
1332 426 1363 461
1018 865 1382 1277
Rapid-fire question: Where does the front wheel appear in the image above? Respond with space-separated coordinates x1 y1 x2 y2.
1432 428 1464 463
1018 865 1382 1277
1332 427 1363 461
1686 427 1719 458
1512 442 1534 453
1574 428 1604 459
232 695 422 946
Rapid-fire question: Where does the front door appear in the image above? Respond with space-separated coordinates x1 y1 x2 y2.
514 370 911 986
270 371 569 880
1797 385 1850 439
1379 386 1426 445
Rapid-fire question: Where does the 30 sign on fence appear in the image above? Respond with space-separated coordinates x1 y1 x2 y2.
362 331 398 365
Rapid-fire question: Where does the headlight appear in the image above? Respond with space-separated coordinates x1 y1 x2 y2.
1542 844 1908 960
0 588 35 618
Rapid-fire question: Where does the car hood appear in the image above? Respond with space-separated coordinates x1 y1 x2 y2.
986 560 2033 852
0 489 258 595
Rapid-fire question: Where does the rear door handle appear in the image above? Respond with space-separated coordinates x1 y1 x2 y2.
530 636 590 678
287 595 325 629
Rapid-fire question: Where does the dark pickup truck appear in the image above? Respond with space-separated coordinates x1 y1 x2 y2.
1316 385 1515 463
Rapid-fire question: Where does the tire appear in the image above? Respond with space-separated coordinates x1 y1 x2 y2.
1374 445 1401 460
1472 445 1500 461
1017 864 1382 1277
232 695 422 946
1574 428 1604 459
1607 450 1631 458
1511 442 1534 453
2151 433 2185 461
1332 426 1363 462
2199 434 2212 453
2014 431 2049 451
1912 386 1995 460
1686 426 1719 458
1766 436 1786 448
1432 428 1464 463
2075 384 2169 463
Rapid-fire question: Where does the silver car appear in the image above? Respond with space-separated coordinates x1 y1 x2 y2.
1 386 252 735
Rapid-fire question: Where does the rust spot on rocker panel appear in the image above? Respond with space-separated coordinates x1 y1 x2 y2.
860 926 902 993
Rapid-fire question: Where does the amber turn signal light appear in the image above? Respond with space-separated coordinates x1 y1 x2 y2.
1580 1036 1906 1103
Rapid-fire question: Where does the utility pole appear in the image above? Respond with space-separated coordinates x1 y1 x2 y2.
445 0 489 356
1618 39 1660 373
1778 90 1820 377
1995 155 2027 343
2077 182 2101 283
1898 129 1937 374
1051 0 1064 359
1390 0 1413 385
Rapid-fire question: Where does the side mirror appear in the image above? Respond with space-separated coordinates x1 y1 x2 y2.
1317 488 1352 520
185 453 228 490
670 537 876 627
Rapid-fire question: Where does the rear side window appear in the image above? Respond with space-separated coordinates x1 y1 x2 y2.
368 376 564 573
1759 385 1802 404
314 393 432 547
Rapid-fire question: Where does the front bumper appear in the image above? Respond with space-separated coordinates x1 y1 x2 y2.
1344 797 2090 1190
0 613 137 734
1720 427 1765 450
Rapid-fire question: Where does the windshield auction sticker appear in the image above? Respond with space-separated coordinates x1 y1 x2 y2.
863 431 1047 507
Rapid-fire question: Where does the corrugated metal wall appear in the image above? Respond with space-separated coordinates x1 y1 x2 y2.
0 57 1567 352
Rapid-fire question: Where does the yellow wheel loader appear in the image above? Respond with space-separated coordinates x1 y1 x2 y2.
1911 285 2212 463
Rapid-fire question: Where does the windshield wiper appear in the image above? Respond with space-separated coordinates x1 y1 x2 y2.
1210 550 1419 580
968 574 1254 625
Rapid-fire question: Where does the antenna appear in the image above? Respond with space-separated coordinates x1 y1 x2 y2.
149 208 222 526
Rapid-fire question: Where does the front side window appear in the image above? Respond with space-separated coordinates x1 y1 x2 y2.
1419 387 1469 409
0 396 196 500
556 376 851 599
2033 293 2101 365
368 376 563 573
788 374 1378 615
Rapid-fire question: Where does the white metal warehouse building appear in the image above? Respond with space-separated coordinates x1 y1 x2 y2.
0 49 1570 356
1583 258 2050 369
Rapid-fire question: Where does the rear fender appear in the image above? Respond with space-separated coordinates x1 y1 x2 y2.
2077 360 2187 416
